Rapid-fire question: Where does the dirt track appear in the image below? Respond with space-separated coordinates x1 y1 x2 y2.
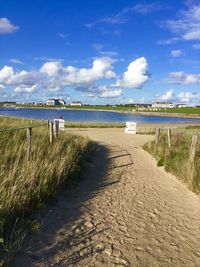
14 128 200 266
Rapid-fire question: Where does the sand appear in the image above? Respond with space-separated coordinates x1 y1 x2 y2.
14 128 200 266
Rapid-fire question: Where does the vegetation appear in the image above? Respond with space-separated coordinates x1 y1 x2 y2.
15 103 200 115
141 107 200 115
143 131 200 193
65 122 125 128
0 117 90 265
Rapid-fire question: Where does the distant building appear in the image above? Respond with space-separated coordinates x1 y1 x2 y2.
58 99 66 105
70 101 82 106
1 101 16 107
177 104 187 108
152 102 175 108
46 99 66 106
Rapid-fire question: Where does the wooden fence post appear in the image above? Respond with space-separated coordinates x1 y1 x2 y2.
155 128 160 145
27 127 32 160
49 122 54 143
53 120 59 139
190 135 198 180
47 120 50 128
168 129 172 148
190 135 198 161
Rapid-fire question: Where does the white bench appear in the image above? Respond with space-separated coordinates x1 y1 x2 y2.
125 121 136 134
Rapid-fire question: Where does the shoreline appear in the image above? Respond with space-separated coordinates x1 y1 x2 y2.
3 106 200 119
1 115 200 129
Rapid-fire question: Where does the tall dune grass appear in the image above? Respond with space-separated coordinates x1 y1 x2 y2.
0 117 90 265
143 131 200 192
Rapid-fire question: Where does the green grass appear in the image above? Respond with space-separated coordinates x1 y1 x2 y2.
0 117 91 265
143 131 200 193
65 122 125 128
142 107 200 115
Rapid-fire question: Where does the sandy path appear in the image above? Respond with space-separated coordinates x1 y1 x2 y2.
14 129 200 267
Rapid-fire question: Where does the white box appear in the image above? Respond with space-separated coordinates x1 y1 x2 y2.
54 119 65 131
125 121 137 134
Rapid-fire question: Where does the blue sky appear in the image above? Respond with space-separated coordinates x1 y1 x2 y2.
0 0 200 105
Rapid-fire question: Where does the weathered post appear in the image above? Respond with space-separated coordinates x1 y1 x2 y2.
190 135 198 161
27 127 32 160
47 120 50 128
190 134 198 180
49 122 54 143
168 129 172 148
53 120 59 139
155 128 160 145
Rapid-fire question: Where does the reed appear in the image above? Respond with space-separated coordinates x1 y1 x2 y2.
0 117 90 265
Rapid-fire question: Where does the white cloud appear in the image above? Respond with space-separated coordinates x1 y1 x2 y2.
177 91 200 103
168 71 200 84
14 84 38 93
9 58 23 64
157 37 179 45
0 18 19 34
85 2 166 27
58 33 68 38
162 4 200 41
40 61 62 77
41 57 116 86
0 66 14 83
0 57 149 98
171 49 183 57
99 88 122 98
160 89 174 101
0 57 117 94
192 43 200 49
85 85 122 98
115 57 149 89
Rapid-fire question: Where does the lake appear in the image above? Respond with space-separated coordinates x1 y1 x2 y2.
0 107 200 124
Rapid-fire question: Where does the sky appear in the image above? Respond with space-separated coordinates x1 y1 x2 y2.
0 0 200 105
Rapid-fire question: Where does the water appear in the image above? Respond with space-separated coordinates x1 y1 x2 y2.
0 107 200 124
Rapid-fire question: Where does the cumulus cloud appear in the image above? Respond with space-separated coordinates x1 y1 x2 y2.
14 84 38 93
0 18 19 34
158 89 200 104
168 71 200 84
0 57 149 98
162 3 200 41
0 57 117 96
171 49 183 57
160 89 174 101
40 61 62 77
40 57 116 87
115 57 149 89
177 91 200 103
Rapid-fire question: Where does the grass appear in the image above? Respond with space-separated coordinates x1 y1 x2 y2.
143 130 200 193
65 122 125 128
0 117 91 265
141 107 200 115
15 104 200 115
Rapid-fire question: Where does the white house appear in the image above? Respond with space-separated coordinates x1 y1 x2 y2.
152 102 175 108
70 101 82 106
58 99 66 105
46 99 66 106
177 104 187 108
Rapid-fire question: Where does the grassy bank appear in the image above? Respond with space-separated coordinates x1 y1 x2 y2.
0 117 91 265
65 122 125 128
143 131 200 193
